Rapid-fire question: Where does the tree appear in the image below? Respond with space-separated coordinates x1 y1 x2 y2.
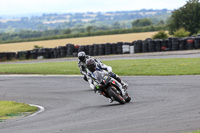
112 22 121 29
173 28 191 37
86 26 93 35
132 18 153 27
63 28 71 34
157 20 165 25
152 30 169 39
168 0 200 35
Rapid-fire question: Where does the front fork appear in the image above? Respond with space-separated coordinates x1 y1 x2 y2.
111 78 126 97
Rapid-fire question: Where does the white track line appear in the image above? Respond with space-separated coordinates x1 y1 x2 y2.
0 75 82 77
27 104 45 117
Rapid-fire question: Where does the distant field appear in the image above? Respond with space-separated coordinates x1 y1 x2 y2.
0 31 157 52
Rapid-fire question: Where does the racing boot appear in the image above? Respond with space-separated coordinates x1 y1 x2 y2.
121 80 128 90
109 97 114 103
111 73 128 90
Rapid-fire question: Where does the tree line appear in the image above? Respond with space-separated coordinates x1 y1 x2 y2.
0 25 167 44
1 0 200 43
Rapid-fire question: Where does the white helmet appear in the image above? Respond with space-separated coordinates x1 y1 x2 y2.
78 51 86 62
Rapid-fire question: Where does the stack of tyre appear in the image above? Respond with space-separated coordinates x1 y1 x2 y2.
66 43 74 57
9 36 200 62
0 52 16 61
131 37 200 54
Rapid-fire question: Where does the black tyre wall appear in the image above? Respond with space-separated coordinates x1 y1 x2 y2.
134 40 142 53
60 46 66 57
99 44 105 55
168 37 173 50
89 45 94 56
161 39 168 51
148 40 155 52
155 40 161 52
187 38 195 50
194 37 200 49
66 43 74 56
116 42 123 54
93 44 99 56
142 41 148 52
172 38 179 51
105 43 112 55
179 39 187 50
111 43 117 54
85 45 90 55
78 46 85 53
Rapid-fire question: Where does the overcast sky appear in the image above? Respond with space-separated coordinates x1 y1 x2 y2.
0 0 188 16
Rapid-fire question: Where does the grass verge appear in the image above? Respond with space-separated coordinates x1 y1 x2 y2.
0 101 38 121
0 58 200 75
188 131 200 133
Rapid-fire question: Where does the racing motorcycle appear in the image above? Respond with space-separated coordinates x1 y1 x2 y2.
92 71 131 104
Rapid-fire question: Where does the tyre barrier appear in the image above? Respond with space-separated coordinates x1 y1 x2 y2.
168 37 173 50
93 44 100 56
99 44 105 55
17 51 27 59
161 39 168 51
78 45 85 53
148 40 156 52
122 43 130 54
116 42 123 54
2 36 200 62
0 52 16 61
111 43 117 55
66 43 74 57
155 39 161 52
187 38 195 50
194 37 200 49
134 40 142 53
60 46 67 58
142 40 148 53
179 39 187 50
105 43 111 55
89 45 94 56
172 37 179 51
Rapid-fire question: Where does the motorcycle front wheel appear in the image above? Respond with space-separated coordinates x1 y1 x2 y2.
108 86 126 104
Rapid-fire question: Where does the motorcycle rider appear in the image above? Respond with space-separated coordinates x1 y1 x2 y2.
78 51 128 90
85 58 128 90
78 51 91 81
85 58 128 102
78 51 113 90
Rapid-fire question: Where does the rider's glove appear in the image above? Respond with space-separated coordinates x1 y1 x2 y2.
94 84 104 93
107 66 112 73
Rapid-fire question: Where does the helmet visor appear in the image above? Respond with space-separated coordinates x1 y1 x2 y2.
87 64 96 72
79 56 85 62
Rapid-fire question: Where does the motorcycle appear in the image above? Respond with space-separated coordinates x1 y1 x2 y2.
92 71 131 104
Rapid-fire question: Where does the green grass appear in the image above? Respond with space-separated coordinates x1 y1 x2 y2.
188 131 200 133
0 58 200 75
0 101 38 120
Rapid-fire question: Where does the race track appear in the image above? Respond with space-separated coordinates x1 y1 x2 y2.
0 75 200 133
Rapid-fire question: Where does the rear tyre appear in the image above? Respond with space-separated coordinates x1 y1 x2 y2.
108 87 126 104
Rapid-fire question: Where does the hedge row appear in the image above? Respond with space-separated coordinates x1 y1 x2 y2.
0 36 200 61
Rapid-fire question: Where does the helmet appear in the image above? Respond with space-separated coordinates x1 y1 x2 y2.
78 51 86 62
86 58 96 72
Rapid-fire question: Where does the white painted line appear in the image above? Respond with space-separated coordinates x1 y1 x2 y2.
27 104 45 117
0 75 82 77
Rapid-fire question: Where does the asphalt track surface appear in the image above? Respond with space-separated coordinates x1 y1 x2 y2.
0 51 200 133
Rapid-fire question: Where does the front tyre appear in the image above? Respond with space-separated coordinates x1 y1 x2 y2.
125 96 131 103
108 87 126 104
125 92 131 103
